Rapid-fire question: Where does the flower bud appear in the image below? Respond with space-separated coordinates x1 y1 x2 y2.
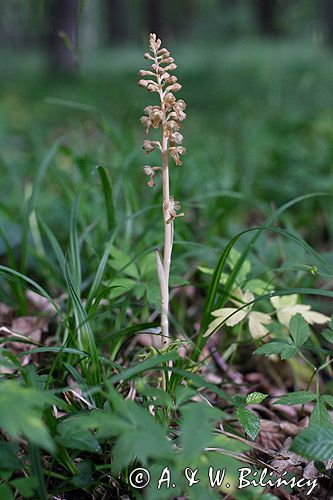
165 63 177 72
169 83 182 93
172 132 183 144
138 69 154 76
161 72 171 81
165 76 177 85
158 48 170 56
138 79 149 88
162 57 174 64
147 83 159 92
164 93 176 106
143 140 155 153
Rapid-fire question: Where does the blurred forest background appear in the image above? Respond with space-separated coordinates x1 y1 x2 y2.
2 1 333 70
2 0 333 250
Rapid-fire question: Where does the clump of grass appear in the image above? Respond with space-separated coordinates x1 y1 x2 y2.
138 33 186 347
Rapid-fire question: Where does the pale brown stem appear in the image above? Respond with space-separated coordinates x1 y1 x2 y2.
153 45 174 384
161 135 173 345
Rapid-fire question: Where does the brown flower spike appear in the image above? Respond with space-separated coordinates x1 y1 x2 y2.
138 33 186 352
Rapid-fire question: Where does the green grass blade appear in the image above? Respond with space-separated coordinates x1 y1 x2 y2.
21 141 59 275
64 261 100 388
69 197 82 293
108 351 179 384
97 165 115 230
86 232 117 311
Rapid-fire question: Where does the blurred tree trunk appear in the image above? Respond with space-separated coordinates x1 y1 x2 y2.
255 0 279 36
325 0 333 45
147 0 164 37
106 0 128 43
172 0 196 38
49 0 78 73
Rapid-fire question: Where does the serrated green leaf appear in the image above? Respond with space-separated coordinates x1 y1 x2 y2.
181 403 221 463
255 339 297 359
0 381 55 453
111 402 173 473
289 313 310 348
310 399 331 427
133 283 146 300
169 274 189 287
135 382 172 407
254 341 289 356
109 277 136 299
246 392 268 405
174 386 197 408
280 345 298 359
273 391 316 406
145 281 161 306
236 407 260 440
109 246 139 279
323 395 333 409
56 419 102 454
291 425 333 461
139 252 156 277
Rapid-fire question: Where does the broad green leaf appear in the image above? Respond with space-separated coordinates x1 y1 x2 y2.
10 477 38 498
169 274 189 287
0 381 55 453
233 394 247 407
310 399 331 427
236 407 260 440
322 328 333 343
227 248 251 284
246 279 272 295
273 391 316 406
289 313 310 348
246 392 268 405
0 484 14 500
56 419 102 454
72 461 94 488
291 425 333 461
0 443 21 471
